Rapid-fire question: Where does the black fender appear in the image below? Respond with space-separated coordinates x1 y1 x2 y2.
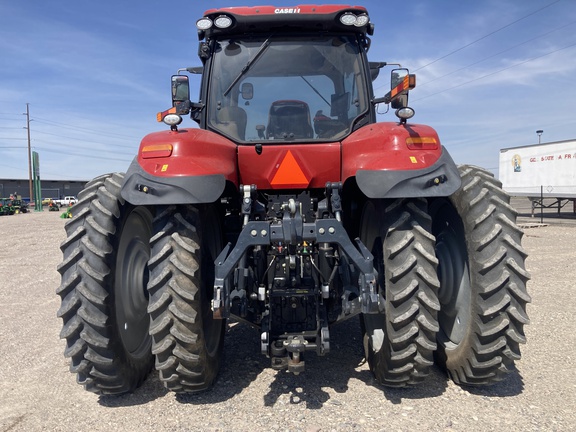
355 147 461 199
120 158 226 205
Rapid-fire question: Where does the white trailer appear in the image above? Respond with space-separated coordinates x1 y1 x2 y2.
499 139 576 214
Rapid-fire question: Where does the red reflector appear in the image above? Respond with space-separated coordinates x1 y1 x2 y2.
141 144 173 159
270 150 310 188
406 137 438 150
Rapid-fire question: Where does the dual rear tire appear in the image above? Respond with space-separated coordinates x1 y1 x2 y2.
57 174 223 395
57 174 154 394
431 165 531 385
360 198 440 387
147 205 225 392
360 165 530 387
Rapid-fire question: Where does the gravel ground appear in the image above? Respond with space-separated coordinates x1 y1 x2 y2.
0 210 575 432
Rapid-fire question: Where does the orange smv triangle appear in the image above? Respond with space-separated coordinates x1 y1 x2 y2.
270 150 310 188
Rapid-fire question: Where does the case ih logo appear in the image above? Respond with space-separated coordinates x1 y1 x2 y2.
275 8 301 13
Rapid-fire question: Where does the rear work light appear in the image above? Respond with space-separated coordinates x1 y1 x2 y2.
339 12 370 27
214 15 233 28
196 17 213 30
354 14 370 27
396 107 415 121
162 113 183 127
197 14 233 30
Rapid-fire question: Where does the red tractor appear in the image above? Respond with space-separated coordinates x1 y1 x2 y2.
57 5 530 395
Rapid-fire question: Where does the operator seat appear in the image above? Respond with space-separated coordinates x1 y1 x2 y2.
216 106 247 140
266 100 314 139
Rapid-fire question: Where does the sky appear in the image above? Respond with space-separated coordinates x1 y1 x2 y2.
1 0 575 182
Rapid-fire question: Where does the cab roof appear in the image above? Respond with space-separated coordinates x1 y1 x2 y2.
197 5 373 40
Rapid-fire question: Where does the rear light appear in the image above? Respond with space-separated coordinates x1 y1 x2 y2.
196 17 213 30
214 15 233 28
354 14 370 27
406 137 438 150
197 14 233 30
339 12 370 27
340 13 357 25
162 113 182 127
141 144 173 159
396 107 415 121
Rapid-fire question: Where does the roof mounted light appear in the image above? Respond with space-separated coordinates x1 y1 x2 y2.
196 17 213 30
162 113 183 127
340 12 370 27
395 107 415 121
340 13 357 26
214 15 232 28
354 14 370 27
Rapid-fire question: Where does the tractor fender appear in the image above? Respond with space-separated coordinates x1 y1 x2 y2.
354 148 461 198
341 122 461 198
121 128 238 205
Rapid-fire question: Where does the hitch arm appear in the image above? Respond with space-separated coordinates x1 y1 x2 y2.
212 221 271 319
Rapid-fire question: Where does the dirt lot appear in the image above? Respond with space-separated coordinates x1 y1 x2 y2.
0 210 575 432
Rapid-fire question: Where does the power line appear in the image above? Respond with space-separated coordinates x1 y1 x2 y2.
32 129 137 149
414 0 562 72
33 112 157 136
33 146 132 162
32 138 135 156
413 41 576 102
418 19 576 88
33 117 137 141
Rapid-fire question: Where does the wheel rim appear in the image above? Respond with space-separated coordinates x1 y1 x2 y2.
433 202 471 347
201 210 223 358
115 207 152 359
359 202 386 353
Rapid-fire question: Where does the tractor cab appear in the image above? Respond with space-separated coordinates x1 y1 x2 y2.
159 6 416 142
203 32 370 142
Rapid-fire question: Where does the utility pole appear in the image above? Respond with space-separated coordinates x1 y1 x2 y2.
25 103 33 202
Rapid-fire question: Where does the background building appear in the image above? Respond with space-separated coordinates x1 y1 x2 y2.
0 178 87 201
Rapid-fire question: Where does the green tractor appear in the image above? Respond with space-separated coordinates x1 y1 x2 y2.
12 198 29 214
0 198 15 216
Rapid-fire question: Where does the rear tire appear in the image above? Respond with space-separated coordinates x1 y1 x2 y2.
147 204 225 393
431 165 531 385
360 198 440 387
57 173 154 395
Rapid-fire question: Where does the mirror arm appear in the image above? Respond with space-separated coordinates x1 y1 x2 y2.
186 66 203 75
190 102 204 112
372 93 392 105
176 101 205 116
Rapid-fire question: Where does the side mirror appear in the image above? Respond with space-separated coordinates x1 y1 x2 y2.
390 68 409 109
374 68 416 107
171 75 191 115
172 75 190 105
391 68 408 88
241 82 254 100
